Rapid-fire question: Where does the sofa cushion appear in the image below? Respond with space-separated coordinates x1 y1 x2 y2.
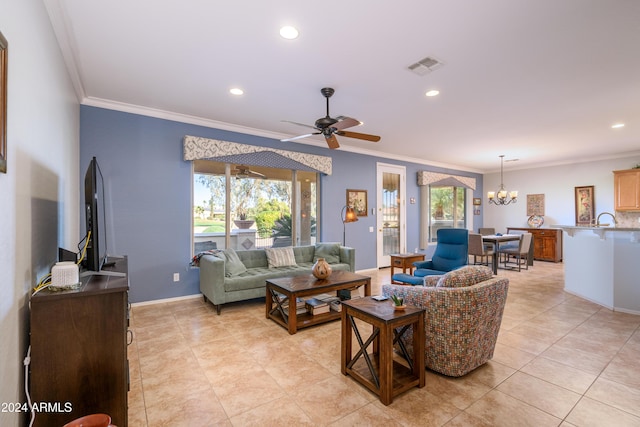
314 242 341 264
265 247 297 268
437 265 493 288
293 245 315 264
221 248 247 277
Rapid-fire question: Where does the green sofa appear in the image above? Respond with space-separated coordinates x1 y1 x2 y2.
199 243 355 314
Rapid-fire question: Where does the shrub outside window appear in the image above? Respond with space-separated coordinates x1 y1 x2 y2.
193 160 318 252
429 186 466 242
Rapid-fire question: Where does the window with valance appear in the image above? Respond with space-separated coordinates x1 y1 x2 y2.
184 136 332 252
417 171 476 246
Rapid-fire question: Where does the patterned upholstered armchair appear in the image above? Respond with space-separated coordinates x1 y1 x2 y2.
382 265 509 377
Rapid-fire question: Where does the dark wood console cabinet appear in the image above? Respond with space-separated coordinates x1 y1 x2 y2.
30 257 129 427
507 228 563 262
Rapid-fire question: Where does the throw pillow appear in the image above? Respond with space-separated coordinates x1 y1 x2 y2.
265 247 297 268
436 265 493 288
313 242 341 264
222 248 247 277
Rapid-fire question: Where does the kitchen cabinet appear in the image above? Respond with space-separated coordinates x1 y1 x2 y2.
614 169 640 211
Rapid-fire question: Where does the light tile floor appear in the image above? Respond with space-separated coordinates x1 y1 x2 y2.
127 262 640 426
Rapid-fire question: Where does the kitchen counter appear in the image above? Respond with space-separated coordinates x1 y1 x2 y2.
558 225 640 236
558 226 640 315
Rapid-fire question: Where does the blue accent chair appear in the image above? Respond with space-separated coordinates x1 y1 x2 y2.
392 229 469 285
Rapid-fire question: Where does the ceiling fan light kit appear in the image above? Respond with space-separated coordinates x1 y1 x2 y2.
281 87 381 149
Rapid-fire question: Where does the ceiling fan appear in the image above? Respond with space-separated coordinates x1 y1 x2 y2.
281 87 381 149
233 165 266 179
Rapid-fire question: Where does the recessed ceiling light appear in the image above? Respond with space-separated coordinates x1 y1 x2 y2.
279 26 299 40
229 88 244 95
425 90 440 97
612 123 625 129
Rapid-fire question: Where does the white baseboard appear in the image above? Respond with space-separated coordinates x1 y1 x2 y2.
132 269 380 308
131 293 202 307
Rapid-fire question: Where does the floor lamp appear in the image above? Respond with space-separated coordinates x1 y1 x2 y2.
341 205 358 246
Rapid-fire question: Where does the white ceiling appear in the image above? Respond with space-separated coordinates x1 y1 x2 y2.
45 0 640 172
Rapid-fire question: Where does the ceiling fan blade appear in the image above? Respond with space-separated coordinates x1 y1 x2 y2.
336 130 381 142
332 116 360 131
325 134 340 149
234 165 266 179
281 120 318 130
280 132 320 142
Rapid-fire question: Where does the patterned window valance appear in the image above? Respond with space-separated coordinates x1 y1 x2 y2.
417 171 476 190
183 135 332 175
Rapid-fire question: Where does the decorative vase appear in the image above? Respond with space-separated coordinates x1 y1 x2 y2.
312 258 332 279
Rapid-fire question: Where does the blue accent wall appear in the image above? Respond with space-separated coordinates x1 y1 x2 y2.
80 105 483 302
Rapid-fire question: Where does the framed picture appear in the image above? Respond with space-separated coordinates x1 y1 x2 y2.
473 197 482 206
346 189 368 217
0 31 7 174
575 186 595 226
527 194 545 216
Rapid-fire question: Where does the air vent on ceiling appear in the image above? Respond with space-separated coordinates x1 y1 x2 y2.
407 56 444 76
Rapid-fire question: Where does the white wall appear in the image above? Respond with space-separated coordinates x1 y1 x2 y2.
0 1 79 425
483 155 640 232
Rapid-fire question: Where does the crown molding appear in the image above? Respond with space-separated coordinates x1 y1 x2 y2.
82 96 485 174
43 0 85 101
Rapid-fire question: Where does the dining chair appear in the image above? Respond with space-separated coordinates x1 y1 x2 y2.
499 232 533 271
478 228 496 251
468 233 493 266
478 228 495 236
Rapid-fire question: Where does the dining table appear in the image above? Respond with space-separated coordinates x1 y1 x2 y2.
481 234 522 274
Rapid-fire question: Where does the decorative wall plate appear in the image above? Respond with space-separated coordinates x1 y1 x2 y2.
528 215 544 228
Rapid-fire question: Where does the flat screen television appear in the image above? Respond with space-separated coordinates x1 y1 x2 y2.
82 156 107 272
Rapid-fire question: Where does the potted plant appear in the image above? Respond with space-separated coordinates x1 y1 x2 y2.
434 203 444 220
233 210 255 229
390 294 406 310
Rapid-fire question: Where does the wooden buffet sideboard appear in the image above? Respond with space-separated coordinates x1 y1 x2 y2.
507 228 562 262
29 257 129 427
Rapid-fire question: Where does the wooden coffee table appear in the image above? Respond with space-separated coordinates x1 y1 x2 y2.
341 296 425 405
266 270 371 334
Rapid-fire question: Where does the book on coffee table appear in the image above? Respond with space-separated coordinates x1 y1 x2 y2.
305 297 330 315
282 297 307 315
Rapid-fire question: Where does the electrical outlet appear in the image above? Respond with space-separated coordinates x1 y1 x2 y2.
173 273 180 282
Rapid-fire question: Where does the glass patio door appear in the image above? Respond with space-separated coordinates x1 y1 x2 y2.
376 163 406 267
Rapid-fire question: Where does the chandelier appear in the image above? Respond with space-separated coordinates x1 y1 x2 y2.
487 155 517 205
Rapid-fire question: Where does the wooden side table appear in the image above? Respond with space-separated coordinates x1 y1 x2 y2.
390 253 425 284
341 297 425 405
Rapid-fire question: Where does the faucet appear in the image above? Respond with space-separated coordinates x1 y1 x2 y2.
595 212 618 227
